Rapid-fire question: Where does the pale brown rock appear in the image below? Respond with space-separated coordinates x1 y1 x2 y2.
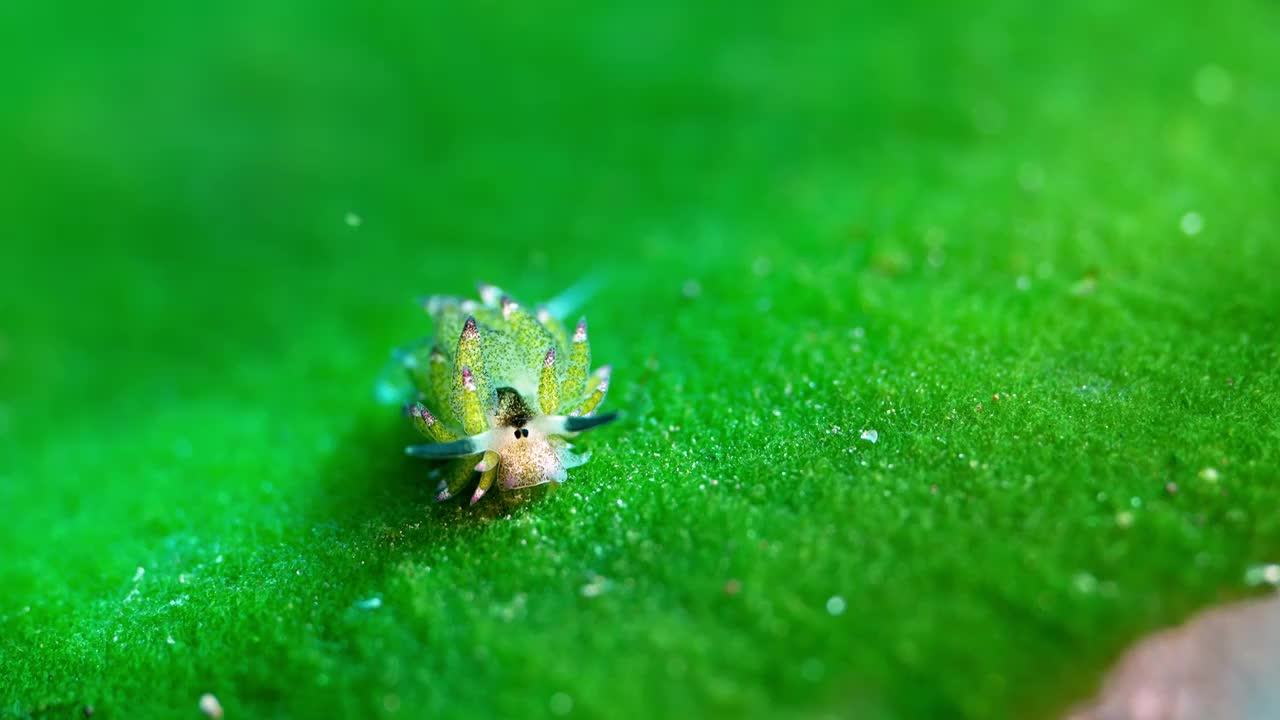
1067 594 1280 720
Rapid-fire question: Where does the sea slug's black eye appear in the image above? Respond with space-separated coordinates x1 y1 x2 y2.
514 430 521 439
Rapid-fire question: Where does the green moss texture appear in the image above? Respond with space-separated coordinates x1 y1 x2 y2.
2 2 1278 718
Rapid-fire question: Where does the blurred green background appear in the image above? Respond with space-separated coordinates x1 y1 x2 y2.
2 1 1278 718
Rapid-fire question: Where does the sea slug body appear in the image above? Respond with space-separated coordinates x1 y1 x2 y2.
401 283 616 504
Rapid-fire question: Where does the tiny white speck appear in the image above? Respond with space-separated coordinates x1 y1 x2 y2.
167 635 176 645
215 555 223 564
825 595 846 616
860 429 879 444
132 566 145 582
356 595 382 610
199 693 224 719
1115 511 1134 528
549 692 574 716
616 499 626 508
772 409 782 417
1073 572 1098 594
1245 563 1280 587
344 211 362 227
1199 467 1220 482
1180 211 1203 236
580 576 608 598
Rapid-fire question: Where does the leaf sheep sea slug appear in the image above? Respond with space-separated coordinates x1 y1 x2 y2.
399 283 617 504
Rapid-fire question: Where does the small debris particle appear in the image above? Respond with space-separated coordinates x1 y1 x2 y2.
860 429 879 444
724 579 741 596
1180 212 1204 236
615 498 627 509
356 596 382 610
132 566 145 582
83 706 94 718
1015 275 1032 291
1071 271 1098 297
1199 467 1220 482
681 279 702 298
826 595 847 616
344 211 362 228
828 424 842 435
580 576 608 598
1116 511 1134 528
1074 572 1099 594
199 693 223 719
1245 564 1280 587
1165 482 1179 495
549 692 574 716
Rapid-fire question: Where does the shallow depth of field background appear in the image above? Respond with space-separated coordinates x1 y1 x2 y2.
2 2 1279 718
